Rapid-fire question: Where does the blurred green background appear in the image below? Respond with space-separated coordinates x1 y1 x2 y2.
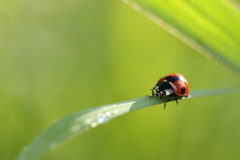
1 0 240 160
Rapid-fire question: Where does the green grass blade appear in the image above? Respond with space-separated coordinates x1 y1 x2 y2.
15 88 239 160
190 88 240 98
122 0 240 75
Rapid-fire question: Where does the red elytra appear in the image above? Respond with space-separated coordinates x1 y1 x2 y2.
157 73 189 97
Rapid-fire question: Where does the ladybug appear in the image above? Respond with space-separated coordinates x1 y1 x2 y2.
149 73 189 109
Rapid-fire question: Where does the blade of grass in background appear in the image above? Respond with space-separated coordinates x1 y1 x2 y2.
16 88 239 160
122 0 240 76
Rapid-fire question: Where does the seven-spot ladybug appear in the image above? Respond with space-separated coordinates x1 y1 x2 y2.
149 73 189 109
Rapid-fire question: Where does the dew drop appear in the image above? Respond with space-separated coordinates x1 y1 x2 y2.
113 110 118 114
105 111 111 116
90 122 98 128
97 114 110 124
85 119 91 124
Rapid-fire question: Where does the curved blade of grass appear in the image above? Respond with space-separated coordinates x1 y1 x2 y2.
122 0 240 75
16 88 240 160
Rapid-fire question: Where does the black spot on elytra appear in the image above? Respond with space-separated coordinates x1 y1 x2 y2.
181 87 186 94
165 75 179 82
156 81 172 90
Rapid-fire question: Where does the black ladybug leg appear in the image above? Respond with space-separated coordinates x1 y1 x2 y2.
163 96 173 109
163 102 167 109
175 99 178 105
163 99 170 109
